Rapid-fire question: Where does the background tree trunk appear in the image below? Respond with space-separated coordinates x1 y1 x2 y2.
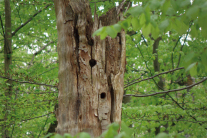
3 0 12 138
54 0 125 137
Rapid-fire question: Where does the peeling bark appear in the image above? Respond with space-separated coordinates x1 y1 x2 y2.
54 0 125 137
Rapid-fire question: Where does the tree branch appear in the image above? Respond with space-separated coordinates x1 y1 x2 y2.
124 67 184 88
12 4 52 36
0 15 5 37
124 77 207 97
18 91 58 94
116 0 126 15
28 41 54 69
176 21 193 68
171 36 181 69
0 75 57 88
0 112 53 126
136 119 207 123
137 35 165 90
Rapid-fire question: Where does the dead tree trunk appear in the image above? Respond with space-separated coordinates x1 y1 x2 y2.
54 0 125 137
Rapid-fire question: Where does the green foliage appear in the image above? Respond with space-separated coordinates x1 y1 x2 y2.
1 0 207 137
49 122 132 138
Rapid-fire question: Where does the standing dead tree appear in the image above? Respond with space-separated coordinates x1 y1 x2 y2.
54 0 126 137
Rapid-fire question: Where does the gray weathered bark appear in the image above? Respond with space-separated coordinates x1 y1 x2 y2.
54 0 125 137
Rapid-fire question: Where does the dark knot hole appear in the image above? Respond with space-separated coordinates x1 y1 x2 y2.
89 59 97 67
100 92 106 99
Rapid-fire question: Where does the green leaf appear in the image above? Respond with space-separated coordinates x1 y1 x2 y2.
161 0 171 15
184 52 195 63
201 48 207 72
121 122 132 137
100 31 108 40
185 62 196 72
106 26 117 38
111 122 120 131
54 134 63 138
180 0 191 7
44 133 54 138
186 62 198 76
63 133 73 138
186 6 199 20
165 7 175 16
189 63 198 76
145 6 151 24
113 24 122 32
92 27 104 37
121 19 130 30
155 132 169 138
79 132 91 138
170 0 179 11
198 13 207 30
151 25 160 39
128 6 143 17
140 13 146 26
142 23 151 37
131 17 140 30
159 19 169 32
104 123 119 138
190 25 198 38
173 19 188 35
150 0 161 10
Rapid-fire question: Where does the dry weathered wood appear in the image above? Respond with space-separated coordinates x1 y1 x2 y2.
54 0 125 137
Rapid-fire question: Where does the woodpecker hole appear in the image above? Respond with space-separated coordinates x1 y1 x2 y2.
100 92 106 99
88 39 94 46
89 59 97 67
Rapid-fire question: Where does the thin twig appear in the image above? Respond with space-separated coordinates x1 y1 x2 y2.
124 77 207 97
177 21 193 68
171 36 181 69
167 93 207 129
12 4 52 36
0 15 5 37
0 75 57 88
0 112 53 126
117 0 126 15
38 114 49 138
35 67 58 78
28 41 54 69
141 34 148 46
18 91 58 94
124 67 184 88
138 35 165 90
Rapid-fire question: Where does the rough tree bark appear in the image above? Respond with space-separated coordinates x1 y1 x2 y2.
54 0 126 137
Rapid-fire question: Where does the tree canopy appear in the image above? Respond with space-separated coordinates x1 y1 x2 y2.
0 0 207 137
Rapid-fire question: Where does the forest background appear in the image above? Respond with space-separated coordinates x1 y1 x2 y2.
0 0 207 137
